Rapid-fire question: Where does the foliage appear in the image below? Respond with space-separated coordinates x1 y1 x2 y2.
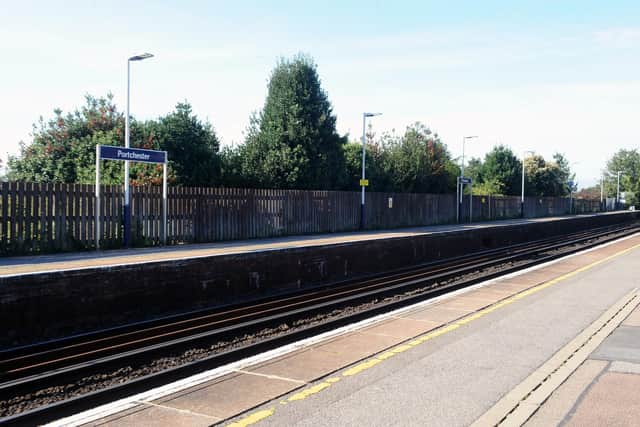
552 153 575 191
381 123 457 193
7 54 589 201
472 179 506 196
7 95 125 184
575 185 601 200
480 146 522 195
219 145 246 187
523 155 569 197
332 122 459 194
139 102 221 186
7 96 220 187
605 149 640 205
342 141 391 192
464 157 483 183
240 55 347 189
466 146 521 196
467 146 573 198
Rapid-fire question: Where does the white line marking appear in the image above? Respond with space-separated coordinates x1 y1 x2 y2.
44 232 640 427
232 369 307 384
140 400 222 421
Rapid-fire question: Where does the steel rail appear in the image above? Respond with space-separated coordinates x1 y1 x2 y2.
0 224 624 378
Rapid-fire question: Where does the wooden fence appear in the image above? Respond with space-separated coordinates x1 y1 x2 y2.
0 181 604 256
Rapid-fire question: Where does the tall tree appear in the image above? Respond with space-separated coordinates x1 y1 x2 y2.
7 94 125 184
465 157 483 184
383 122 457 193
575 185 601 200
342 139 391 192
552 152 574 192
240 55 347 189
7 97 220 186
605 149 640 204
219 145 247 188
523 155 568 197
479 145 522 195
141 102 221 186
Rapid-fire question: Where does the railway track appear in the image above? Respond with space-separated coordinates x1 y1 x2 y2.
1 222 638 425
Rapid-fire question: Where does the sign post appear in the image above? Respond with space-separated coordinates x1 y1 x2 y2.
95 145 101 250
458 177 473 223
96 145 168 249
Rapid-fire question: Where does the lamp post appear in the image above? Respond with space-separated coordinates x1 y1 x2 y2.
457 136 477 223
616 170 623 209
567 161 579 215
600 171 605 211
124 52 154 247
521 150 534 218
360 112 382 229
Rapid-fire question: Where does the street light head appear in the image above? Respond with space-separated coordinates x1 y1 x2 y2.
129 53 154 61
364 112 382 117
464 135 478 140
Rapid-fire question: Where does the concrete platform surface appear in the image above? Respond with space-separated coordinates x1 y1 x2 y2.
526 296 640 427
0 212 622 277
63 232 640 427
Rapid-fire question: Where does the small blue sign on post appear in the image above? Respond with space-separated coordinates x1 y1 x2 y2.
99 145 167 164
457 176 473 224
95 145 168 250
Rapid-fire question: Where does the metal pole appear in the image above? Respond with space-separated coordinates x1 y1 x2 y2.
469 182 473 223
459 138 465 221
360 113 366 230
456 177 460 223
95 144 101 250
163 160 168 245
616 171 621 208
124 59 131 247
521 152 525 218
458 136 477 220
600 172 604 211
570 188 573 214
461 137 466 182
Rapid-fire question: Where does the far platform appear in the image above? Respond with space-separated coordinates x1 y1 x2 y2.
0 211 631 278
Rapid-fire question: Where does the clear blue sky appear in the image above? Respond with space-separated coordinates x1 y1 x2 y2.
1 1 639 187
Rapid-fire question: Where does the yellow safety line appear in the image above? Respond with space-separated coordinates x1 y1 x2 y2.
226 408 275 427
225 240 640 426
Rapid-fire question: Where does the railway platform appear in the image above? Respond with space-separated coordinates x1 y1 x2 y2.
0 211 628 278
47 229 640 426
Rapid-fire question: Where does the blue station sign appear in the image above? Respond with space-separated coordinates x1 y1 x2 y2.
99 145 167 164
